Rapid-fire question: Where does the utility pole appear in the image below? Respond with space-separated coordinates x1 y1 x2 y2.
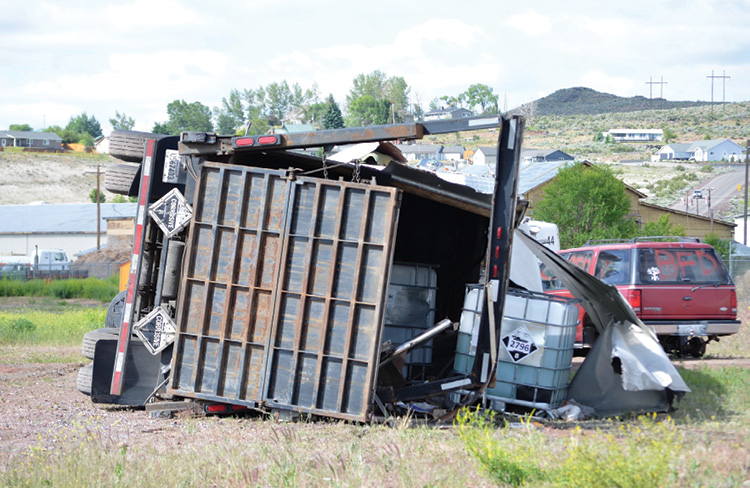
646 76 667 109
706 70 731 111
707 187 713 232
745 140 749 245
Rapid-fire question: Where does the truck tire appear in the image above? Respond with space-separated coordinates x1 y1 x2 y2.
76 363 93 395
104 163 140 195
81 328 119 360
109 130 163 163
105 290 127 329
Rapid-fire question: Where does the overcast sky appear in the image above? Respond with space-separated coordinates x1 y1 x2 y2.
2 0 749 134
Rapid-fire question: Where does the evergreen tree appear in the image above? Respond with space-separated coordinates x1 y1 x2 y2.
323 95 344 129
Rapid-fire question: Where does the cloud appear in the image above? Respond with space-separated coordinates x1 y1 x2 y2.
106 0 202 30
506 11 553 36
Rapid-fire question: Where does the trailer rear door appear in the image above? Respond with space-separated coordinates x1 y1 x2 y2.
169 162 400 421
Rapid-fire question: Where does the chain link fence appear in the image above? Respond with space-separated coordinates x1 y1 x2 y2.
0 263 122 281
729 242 750 303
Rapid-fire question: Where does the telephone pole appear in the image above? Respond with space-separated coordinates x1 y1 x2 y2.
707 70 731 111
646 76 667 109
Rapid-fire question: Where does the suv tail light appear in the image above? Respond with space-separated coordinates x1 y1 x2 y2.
731 290 737 314
625 288 641 314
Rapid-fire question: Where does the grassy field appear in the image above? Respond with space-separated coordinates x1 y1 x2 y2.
0 297 748 486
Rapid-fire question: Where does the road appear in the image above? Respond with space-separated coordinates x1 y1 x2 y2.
670 166 746 219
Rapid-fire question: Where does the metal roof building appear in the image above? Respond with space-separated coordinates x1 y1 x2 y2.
0 203 136 258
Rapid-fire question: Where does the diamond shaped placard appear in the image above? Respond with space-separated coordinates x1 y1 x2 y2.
133 307 177 355
149 188 192 238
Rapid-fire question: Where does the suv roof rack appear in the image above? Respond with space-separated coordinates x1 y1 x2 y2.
584 236 702 245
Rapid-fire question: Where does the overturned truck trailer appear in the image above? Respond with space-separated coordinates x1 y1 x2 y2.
84 116 528 421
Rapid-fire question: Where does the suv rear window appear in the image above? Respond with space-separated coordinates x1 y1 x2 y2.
594 249 631 285
636 247 730 285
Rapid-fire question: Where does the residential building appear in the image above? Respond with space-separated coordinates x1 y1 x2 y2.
472 147 497 166
423 107 473 121
0 203 136 258
605 129 663 142
656 139 745 162
0 131 63 151
394 144 443 162
521 148 574 163
442 146 465 161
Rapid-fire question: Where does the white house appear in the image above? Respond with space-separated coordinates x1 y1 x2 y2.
605 129 663 142
656 139 745 162
472 147 497 166
442 146 465 161
423 107 473 121
394 144 443 162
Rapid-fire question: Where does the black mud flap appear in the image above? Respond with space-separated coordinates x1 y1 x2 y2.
91 339 168 406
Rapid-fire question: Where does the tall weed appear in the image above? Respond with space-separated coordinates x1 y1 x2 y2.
0 276 118 302
456 408 682 488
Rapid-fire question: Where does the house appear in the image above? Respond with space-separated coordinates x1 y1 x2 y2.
274 123 316 134
520 148 574 163
394 143 443 162
0 203 137 259
95 136 109 154
423 107 473 121
442 146 465 161
519 161 735 240
0 131 63 151
656 139 745 162
472 147 497 166
605 129 663 142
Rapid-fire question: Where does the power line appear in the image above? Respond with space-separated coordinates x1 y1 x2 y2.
645 76 667 109
706 70 731 111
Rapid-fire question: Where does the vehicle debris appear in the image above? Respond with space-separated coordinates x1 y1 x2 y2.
78 114 691 422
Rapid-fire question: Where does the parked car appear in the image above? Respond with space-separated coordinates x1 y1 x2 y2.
542 237 739 357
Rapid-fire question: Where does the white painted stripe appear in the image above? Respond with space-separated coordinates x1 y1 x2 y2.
143 156 152 176
441 378 472 391
123 303 133 322
114 352 126 372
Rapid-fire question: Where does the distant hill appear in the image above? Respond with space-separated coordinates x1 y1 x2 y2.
516 87 710 116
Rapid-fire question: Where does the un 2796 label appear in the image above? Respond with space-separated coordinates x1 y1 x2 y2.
501 325 539 362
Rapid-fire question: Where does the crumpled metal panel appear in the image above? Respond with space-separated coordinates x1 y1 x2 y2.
169 162 400 421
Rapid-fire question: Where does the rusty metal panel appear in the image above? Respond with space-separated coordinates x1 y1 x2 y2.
262 177 400 421
169 162 400 421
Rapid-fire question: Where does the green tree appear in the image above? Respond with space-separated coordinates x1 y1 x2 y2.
346 95 391 127
89 188 105 203
640 215 685 237
462 84 499 114
662 127 677 143
66 112 103 139
153 100 213 135
704 233 730 263
109 111 135 131
346 71 410 124
322 94 344 129
9 124 32 131
214 88 246 135
533 163 639 248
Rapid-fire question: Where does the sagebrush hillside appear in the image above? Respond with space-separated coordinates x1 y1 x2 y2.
520 86 710 116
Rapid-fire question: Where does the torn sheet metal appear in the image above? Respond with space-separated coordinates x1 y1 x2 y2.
515 230 640 333
328 141 407 165
515 230 690 416
567 323 690 417
510 229 543 292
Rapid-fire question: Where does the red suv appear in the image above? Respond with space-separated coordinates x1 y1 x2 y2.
543 237 740 357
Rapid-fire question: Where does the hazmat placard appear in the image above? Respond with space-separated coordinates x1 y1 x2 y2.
501 324 539 363
149 188 192 237
133 307 177 355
